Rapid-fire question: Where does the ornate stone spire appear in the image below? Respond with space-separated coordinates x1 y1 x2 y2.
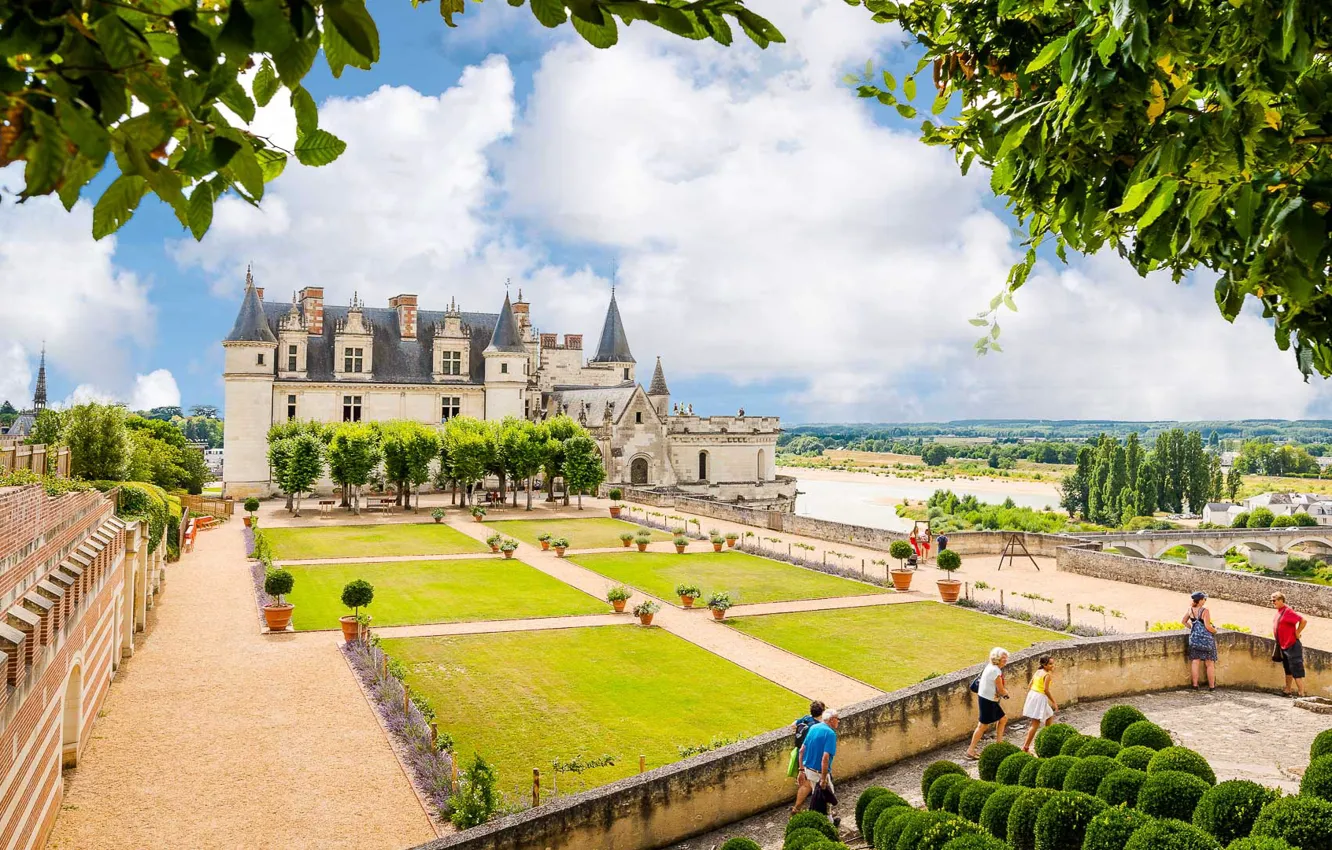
32 343 46 412
648 356 669 396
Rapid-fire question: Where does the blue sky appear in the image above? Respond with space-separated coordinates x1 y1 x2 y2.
3 0 1331 422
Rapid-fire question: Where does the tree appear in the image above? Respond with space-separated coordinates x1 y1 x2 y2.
26 407 65 447
267 419 332 507
1060 446 1093 519
851 0 1332 377
327 423 381 515
1135 459 1158 517
191 405 219 419
64 402 130 480
126 415 209 493
1226 466 1243 502
1209 455 1224 504
499 418 546 510
542 415 582 505
267 437 295 510
561 435 605 510
283 432 325 516
442 417 493 505
1248 507 1276 529
179 415 224 448
143 406 184 421
403 424 441 511
921 444 951 467
0 1 781 242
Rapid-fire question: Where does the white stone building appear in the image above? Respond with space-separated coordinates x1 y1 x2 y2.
221 273 796 508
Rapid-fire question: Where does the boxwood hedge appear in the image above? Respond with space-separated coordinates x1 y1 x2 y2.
929 774 970 811
1097 767 1148 807
996 751 1036 786
1078 738 1124 759
1121 720 1173 751
923 761 969 800
958 781 998 824
1193 780 1279 845
1139 770 1212 822
1250 795 1332 850
1312 729 1332 762
1005 788 1057 850
978 785 1026 841
1123 817 1224 850
1033 723 1078 759
1118 745 1157 772
944 778 973 814
1101 705 1149 742
871 806 912 850
1063 756 1122 795
1035 755 1078 790
1018 759 1041 788
978 742 1021 782
1148 747 1218 785
1033 790 1107 850
1060 733 1094 756
786 811 837 840
1300 755 1332 802
1083 805 1154 850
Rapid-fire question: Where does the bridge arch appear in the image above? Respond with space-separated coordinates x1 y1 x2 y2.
1112 544 1150 560
1238 540 1278 553
1284 536 1332 553
1175 542 1221 558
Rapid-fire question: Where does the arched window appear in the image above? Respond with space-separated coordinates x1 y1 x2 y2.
698 451 709 481
631 457 649 485
757 449 766 481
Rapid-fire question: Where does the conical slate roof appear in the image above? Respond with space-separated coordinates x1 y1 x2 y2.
589 292 634 364
648 356 669 395
485 293 526 353
225 272 277 343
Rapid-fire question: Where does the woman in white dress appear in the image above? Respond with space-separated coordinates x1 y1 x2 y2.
1020 656 1058 752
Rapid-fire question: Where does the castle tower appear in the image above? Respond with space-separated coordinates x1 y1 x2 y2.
32 344 46 412
588 291 635 383
647 356 670 419
483 293 527 420
221 266 277 497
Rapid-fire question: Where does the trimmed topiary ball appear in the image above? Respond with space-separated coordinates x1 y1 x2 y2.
1033 790 1107 850
1079 738 1124 759
1061 733 1094 756
923 761 969 800
1302 755 1332 802
804 842 850 850
996 751 1036 786
871 806 911 849
720 839 761 850
1101 705 1150 742
1084 805 1154 850
1311 729 1332 762
958 781 998 824
784 827 829 850
1124 818 1223 850
1194 780 1280 845
1118 745 1157 771
1097 767 1148 807
1006 788 1057 850
940 834 1007 850
862 792 909 839
1035 755 1078 789
917 813 983 850
787 811 837 841
1149 747 1218 785
1226 837 1297 850
1064 756 1122 795
1122 720 1173 751
897 810 956 850
978 785 1025 841
929 774 970 811
979 742 1021 782
874 807 919 850
1139 770 1212 822
1019 759 1041 787
858 788 895 834
1034 723 1078 759
1251 795 1332 850
943 778 973 814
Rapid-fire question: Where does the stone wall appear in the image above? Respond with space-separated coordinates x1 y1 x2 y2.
1057 545 1332 617
411 632 1313 850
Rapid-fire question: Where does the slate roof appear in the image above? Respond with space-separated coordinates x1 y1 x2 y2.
485 294 527 354
4 413 35 437
545 384 638 424
648 356 669 395
589 293 634 363
226 281 278 343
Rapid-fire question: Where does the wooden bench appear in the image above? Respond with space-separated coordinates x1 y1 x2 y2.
182 519 197 553
318 500 336 517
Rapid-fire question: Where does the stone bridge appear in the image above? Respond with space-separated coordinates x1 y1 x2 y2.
1081 528 1332 561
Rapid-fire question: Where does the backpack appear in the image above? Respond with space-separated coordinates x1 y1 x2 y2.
794 716 818 748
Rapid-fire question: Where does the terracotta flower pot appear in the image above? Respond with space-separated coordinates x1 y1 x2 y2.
609 507 622 518
638 613 654 626
637 542 648 552
891 570 914 592
622 539 632 548
503 550 514 559
473 515 484 523
541 541 550 550
554 547 567 557
726 539 737 548
680 596 695 608
263 603 293 631
490 545 499 553
612 599 626 613
711 608 725 620
243 516 252 528
675 545 686 554
937 579 962 603
434 517 442 523
712 543 723 552
339 615 367 643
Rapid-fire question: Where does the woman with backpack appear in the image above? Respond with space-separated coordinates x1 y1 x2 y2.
789 700 825 813
1183 591 1218 691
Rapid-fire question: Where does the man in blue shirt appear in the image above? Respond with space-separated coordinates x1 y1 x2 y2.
800 708 840 822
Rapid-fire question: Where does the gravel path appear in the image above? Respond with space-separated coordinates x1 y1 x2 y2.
45 521 435 850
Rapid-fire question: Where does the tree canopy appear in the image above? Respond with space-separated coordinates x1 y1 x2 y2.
0 0 781 240
850 0 1332 375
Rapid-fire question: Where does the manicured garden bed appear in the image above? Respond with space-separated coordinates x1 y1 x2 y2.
380 625 804 794
284 558 605 629
724 602 1060 690
486 517 673 550
569 550 888 605
264 522 488 560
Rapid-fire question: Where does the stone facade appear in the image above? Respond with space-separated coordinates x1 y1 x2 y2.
222 276 795 508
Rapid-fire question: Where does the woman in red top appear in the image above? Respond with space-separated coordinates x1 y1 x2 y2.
909 528 920 559
1272 591 1308 697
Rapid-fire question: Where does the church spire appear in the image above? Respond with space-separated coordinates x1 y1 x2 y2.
32 343 46 412
648 356 669 396
589 290 635 364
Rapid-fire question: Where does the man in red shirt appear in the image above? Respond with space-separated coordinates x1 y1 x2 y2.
1272 591 1308 697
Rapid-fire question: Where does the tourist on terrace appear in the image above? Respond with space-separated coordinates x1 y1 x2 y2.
790 700 826 813
1272 592 1308 697
965 647 1010 759
799 708 840 825
1019 656 1058 753
921 528 933 564
1184 591 1218 691
909 527 920 560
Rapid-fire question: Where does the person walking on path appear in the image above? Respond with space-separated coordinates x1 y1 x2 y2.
909 527 920 560
1019 656 1058 752
1272 592 1308 697
790 700 825 813
920 528 933 565
965 648 1010 759
800 709 841 826
937 533 949 556
1184 591 1218 691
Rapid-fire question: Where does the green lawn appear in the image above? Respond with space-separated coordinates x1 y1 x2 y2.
264 523 488 560
284 558 605 630
381 626 804 793
486 517 673 550
568 550 888 606
725 603 1061 691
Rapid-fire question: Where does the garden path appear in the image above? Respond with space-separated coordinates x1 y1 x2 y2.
45 520 434 850
367 612 627 639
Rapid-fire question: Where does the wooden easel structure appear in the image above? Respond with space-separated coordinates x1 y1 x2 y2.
997 532 1041 571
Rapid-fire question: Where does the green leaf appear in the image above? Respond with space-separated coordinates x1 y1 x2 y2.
322 19 370 78
225 142 265 200
23 113 68 197
171 9 218 71
58 156 100 211
1112 176 1161 214
903 76 917 100
253 59 280 107
274 32 319 85
895 103 917 119
1136 178 1179 229
95 15 147 69
572 13 618 48
326 0 381 63
1025 34 1068 73
92 175 149 240
882 70 897 91
989 341 1003 353
220 81 257 124
218 0 257 58
56 100 111 162
1003 293 1017 312
440 0 467 26
995 119 1033 160
293 129 348 166
968 318 990 327
256 148 288 182
841 73 859 85
291 86 318 134
1282 0 1298 60
528 0 568 25
931 92 950 115
188 186 214 240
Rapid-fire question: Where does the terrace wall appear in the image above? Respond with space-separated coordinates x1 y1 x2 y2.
412 631 1310 850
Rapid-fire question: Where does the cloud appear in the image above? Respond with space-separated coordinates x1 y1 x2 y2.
130 369 182 410
0 343 31 408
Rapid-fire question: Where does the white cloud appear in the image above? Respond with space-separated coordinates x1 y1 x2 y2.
0 343 31 409
129 369 182 410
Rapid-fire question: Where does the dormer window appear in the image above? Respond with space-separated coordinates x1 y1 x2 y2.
441 351 461 376
344 347 364 373
287 345 298 372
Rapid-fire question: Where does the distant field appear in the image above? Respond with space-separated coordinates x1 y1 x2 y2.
1239 476 1332 499
824 450 922 466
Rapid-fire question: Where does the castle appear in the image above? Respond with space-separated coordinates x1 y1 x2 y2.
221 273 796 509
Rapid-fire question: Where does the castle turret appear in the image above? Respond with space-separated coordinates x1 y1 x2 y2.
589 291 635 383
647 356 670 419
483 293 527 419
222 267 277 498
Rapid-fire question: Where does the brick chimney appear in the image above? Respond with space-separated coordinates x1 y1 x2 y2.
300 286 324 335
390 294 418 339
564 334 582 350
540 333 558 348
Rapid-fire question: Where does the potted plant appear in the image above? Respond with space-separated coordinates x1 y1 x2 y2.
935 549 963 603
470 505 486 523
607 585 632 613
633 600 660 626
710 534 725 552
262 567 295 631
538 532 552 551
707 591 732 620
635 530 651 552
500 539 518 559
339 578 374 643
619 532 635 548
673 535 688 554
486 532 503 553
889 540 916 592
608 488 623 518
708 528 720 538
244 497 260 528
725 532 739 548
431 507 445 524
552 537 570 557
676 583 702 608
